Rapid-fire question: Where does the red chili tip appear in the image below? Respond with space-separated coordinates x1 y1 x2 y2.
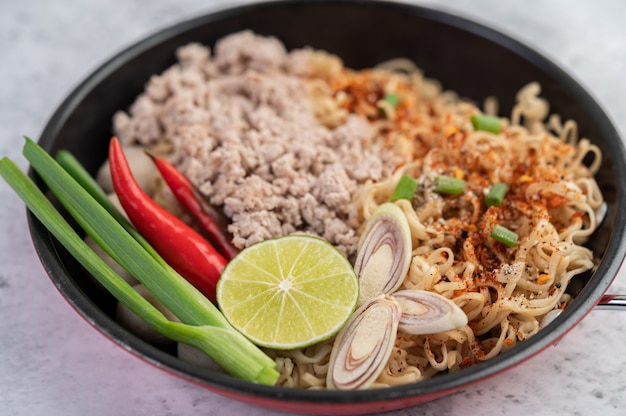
150 152 240 261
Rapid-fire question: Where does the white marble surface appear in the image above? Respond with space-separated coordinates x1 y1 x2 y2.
1 1 626 415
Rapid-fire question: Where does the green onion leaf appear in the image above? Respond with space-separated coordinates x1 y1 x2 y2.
485 183 509 207
1 156 277 383
55 150 163 264
391 174 418 202
26 139 222 327
471 114 502 134
7 138 279 384
434 175 466 195
490 224 518 247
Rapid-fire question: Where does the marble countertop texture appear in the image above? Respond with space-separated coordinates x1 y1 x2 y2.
1 1 625 415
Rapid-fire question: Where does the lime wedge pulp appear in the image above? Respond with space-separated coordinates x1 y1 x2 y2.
216 235 359 350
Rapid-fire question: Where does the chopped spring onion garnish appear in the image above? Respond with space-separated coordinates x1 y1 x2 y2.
434 175 466 195
1 138 279 384
378 93 400 117
490 224 518 247
383 92 399 108
471 114 502 134
485 182 509 207
390 174 418 202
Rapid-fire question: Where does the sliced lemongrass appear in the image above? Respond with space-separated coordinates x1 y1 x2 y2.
393 289 468 335
354 202 412 305
327 295 401 390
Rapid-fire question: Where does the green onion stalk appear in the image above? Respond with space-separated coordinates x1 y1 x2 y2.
0 138 279 385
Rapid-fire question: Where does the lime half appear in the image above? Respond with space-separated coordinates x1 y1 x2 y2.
216 235 359 350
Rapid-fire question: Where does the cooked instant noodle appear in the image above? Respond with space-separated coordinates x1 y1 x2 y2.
111 31 604 389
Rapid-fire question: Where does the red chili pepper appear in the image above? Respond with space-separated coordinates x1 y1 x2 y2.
149 153 239 261
108 136 225 301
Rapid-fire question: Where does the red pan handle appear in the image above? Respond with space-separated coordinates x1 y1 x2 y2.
597 294 626 310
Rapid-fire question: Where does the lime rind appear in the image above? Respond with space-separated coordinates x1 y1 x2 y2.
216 235 359 350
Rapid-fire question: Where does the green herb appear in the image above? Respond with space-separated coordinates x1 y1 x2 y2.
390 174 418 202
55 150 162 263
378 92 401 117
434 175 466 195
471 114 502 134
485 183 509 207
383 92 399 108
2 139 279 384
490 224 518 247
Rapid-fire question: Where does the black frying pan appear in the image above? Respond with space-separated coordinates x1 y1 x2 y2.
27 1 626 414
